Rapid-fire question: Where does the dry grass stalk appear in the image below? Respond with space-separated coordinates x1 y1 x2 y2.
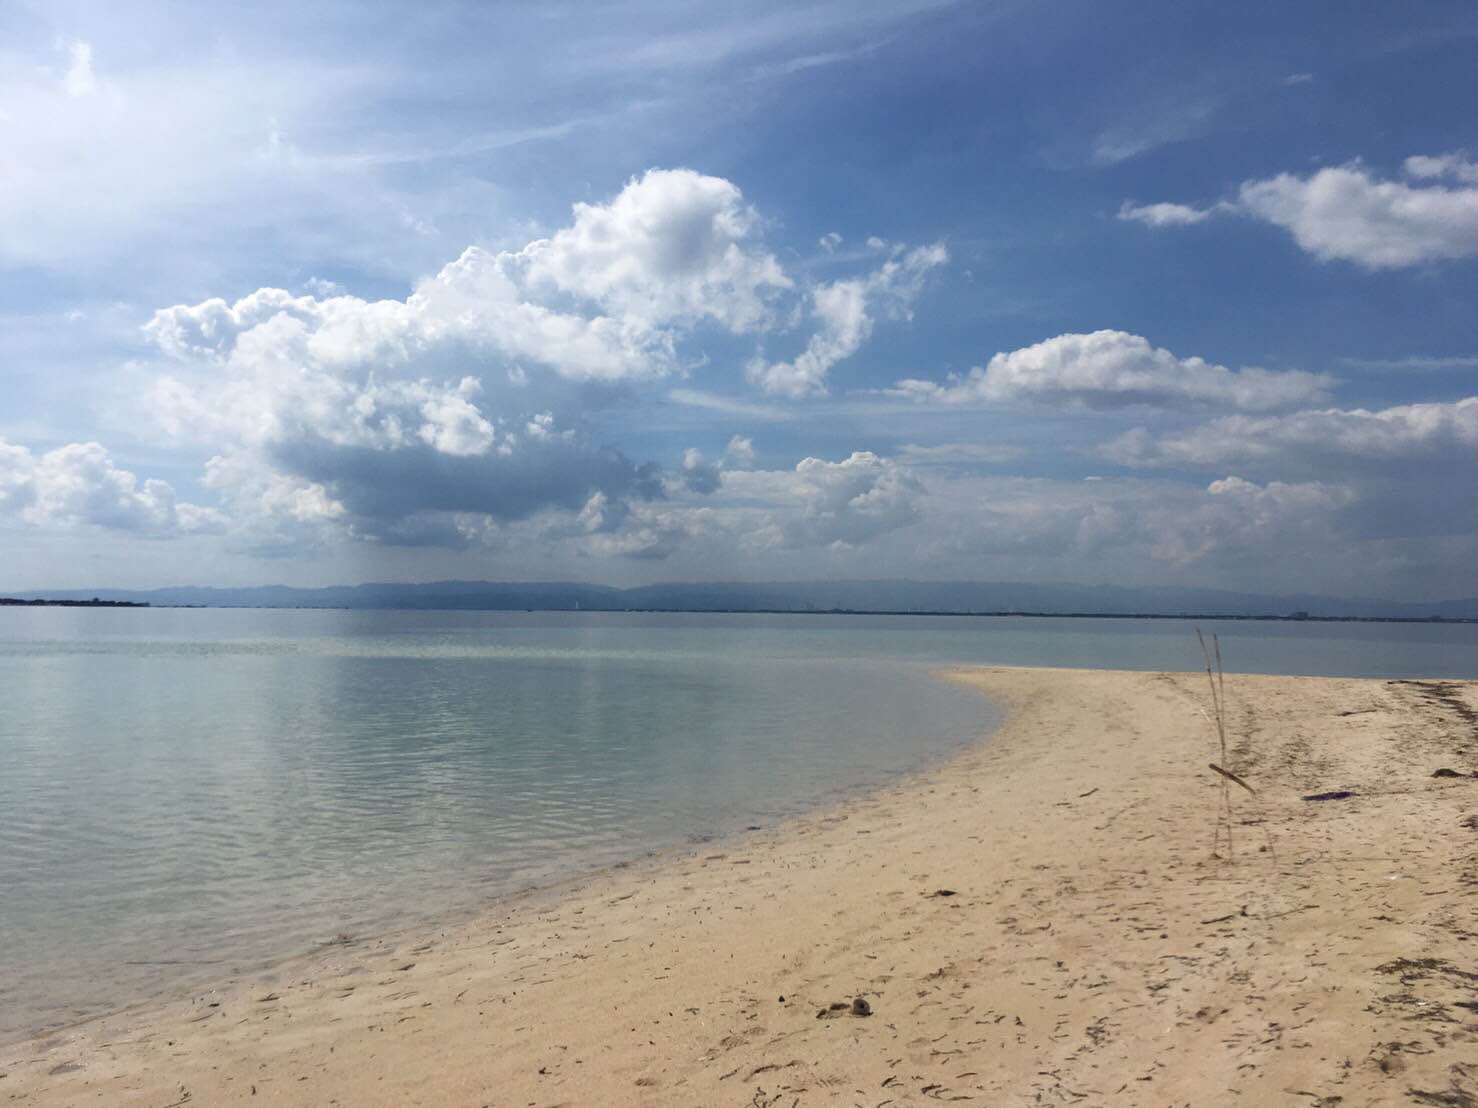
1197 629 1235 859
1195 630 1277 865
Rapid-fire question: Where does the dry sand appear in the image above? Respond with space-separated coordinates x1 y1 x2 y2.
2 666 1475 1107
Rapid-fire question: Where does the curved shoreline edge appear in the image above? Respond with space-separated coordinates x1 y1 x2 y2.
3 666 1474 1105
0 661 998 1051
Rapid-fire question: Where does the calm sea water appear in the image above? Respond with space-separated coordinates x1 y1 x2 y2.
2 607 1476 1042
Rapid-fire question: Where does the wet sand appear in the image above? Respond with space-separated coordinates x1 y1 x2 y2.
2 666 1474 1106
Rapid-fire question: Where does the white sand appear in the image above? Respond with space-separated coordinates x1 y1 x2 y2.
3 666 1475 1106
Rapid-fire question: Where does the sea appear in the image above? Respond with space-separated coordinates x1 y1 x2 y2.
3 607 1476 1043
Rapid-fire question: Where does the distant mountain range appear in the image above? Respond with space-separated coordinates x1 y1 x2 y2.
8 579 1478 620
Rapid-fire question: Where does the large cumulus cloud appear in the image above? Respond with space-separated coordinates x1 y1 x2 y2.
135 169 943 553
520 168 791 332
0 438 222 536
149 334 667 548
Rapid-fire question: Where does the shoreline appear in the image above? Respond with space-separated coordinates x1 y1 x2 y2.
3 666 1474 1105
0 665 995 1052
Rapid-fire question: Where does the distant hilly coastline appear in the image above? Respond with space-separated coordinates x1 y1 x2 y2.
7 579 1478 621
0 597 149 608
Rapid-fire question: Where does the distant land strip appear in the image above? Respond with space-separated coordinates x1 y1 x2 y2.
3 597 1475 623
0 598 150 608
7 579 1478 621
532 607 1478 623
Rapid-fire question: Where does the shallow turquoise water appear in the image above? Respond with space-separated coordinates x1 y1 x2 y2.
1 608 1475 1041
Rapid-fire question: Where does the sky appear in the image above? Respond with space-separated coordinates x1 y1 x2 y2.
2 0 1477 599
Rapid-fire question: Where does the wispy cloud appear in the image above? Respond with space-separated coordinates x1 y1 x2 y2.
747 40 885 81
1117 200 1218 227
1090 97 1219 165
1338 353 1478 371
577 0 957 74
896 441 1024 468
667 389 795 422
749 243 947 396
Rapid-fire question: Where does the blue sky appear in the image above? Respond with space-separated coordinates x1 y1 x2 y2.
2 0 1477 598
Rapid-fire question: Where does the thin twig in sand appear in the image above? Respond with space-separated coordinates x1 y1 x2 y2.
1194 631 1277 865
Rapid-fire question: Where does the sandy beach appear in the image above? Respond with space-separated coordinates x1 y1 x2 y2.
3 665 1474 1106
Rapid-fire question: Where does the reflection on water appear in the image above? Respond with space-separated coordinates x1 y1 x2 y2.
0 610 994 1042
2 607 1475 1042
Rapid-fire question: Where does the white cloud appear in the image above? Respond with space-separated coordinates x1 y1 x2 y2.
895 470 1360 587
519 168 791 333
749 279 870 397
613 463 1377 592
551 463 1467 597
129 170 959 550
1402 152 1478 185
201 453 346 532
1117 200 1215 227
1103 395 1478 469
722 451 923 547
1121 155 1478 268
133 168 857 547
303 276 344 297
889 330 1330 411
63 42 97 98
144 170 805 397
0 438 222 535
416 379 498 456
749 243 947 396
145 296 667 546
440 447 932 565
1153 475 1355 566
147 256 674 387
818 231 843 253
573 510 689 560
151 331 515 457
679 447 722 494
724 435 755 467
1238 160 1478 268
